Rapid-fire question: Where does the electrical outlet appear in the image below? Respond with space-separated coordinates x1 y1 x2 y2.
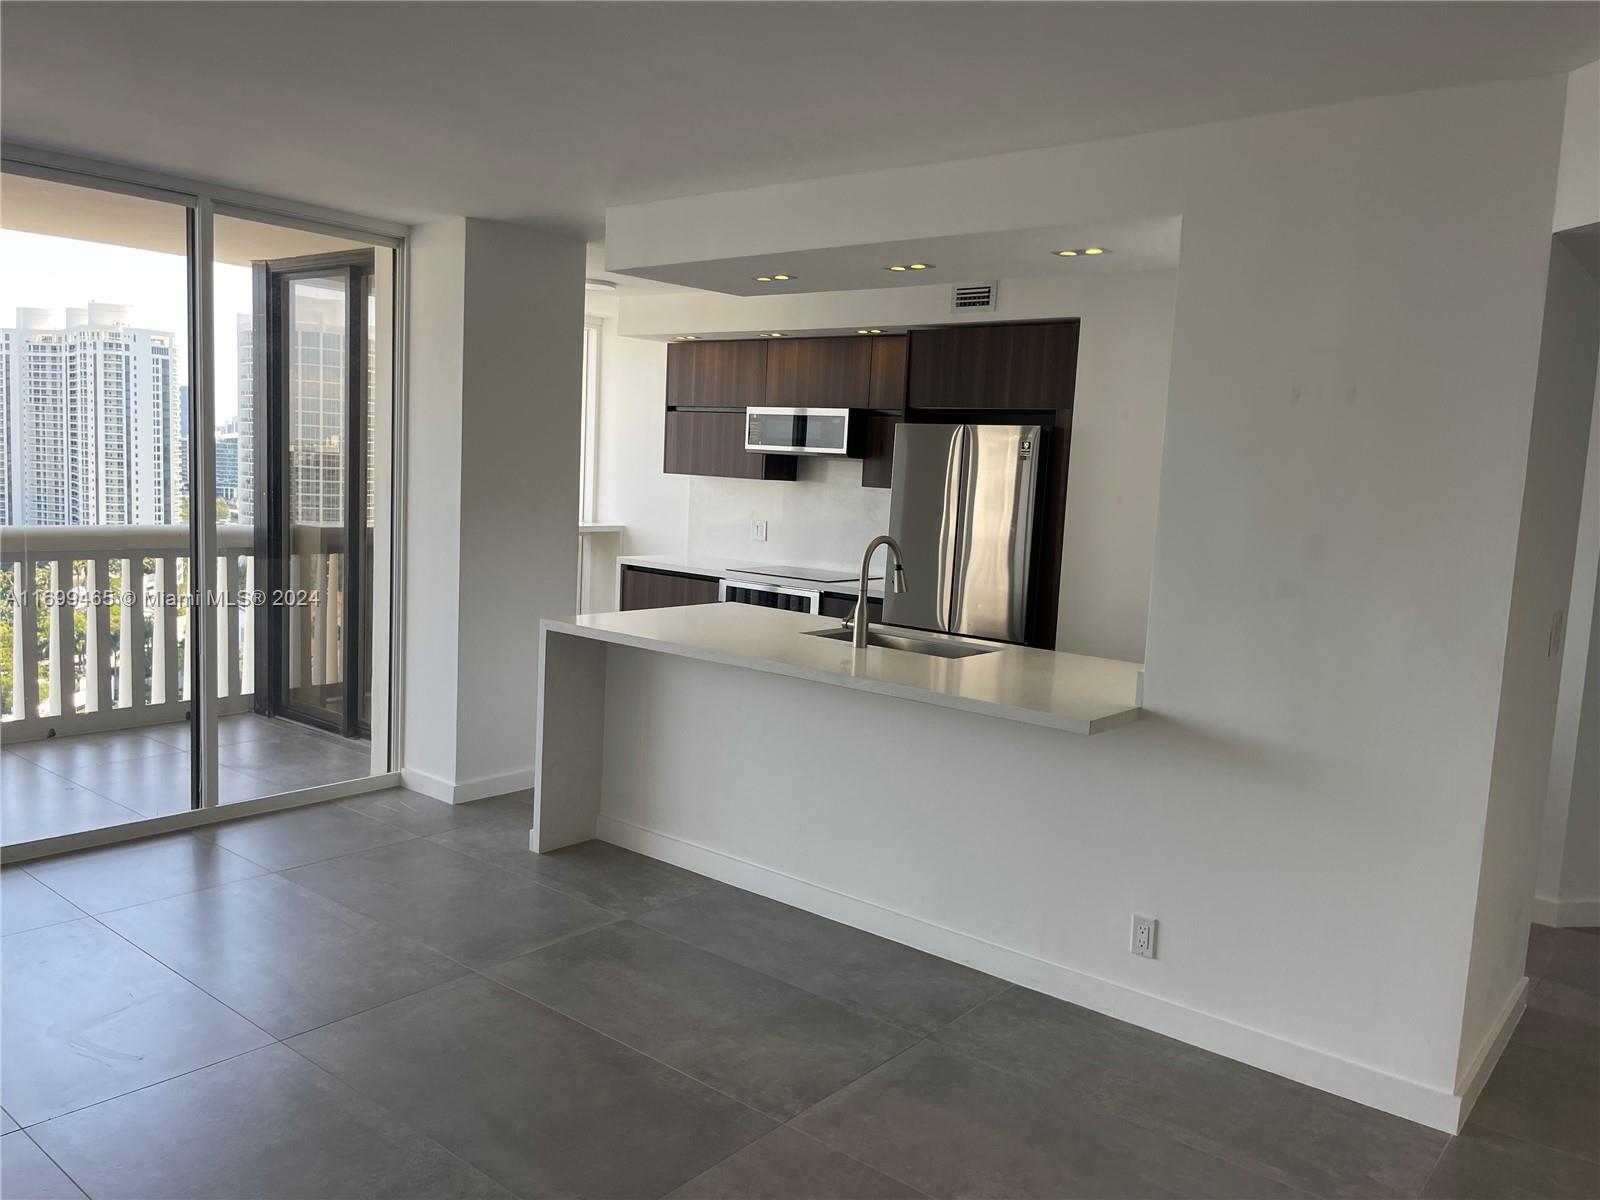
751 519 768 542
1130 914 1158 959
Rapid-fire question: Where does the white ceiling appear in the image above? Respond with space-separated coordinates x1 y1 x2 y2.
3 3 1594 240
625 216 1183 295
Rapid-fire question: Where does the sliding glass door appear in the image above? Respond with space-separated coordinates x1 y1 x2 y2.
0 169 200 842
0 156 400 847
266 256 375 735
211 217 393 798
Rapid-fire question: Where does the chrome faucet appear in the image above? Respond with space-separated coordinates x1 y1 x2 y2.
850 534 908 649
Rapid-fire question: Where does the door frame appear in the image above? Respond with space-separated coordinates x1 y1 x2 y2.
255 250 376 738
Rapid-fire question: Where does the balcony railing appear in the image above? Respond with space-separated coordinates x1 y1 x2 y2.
1 524 257 741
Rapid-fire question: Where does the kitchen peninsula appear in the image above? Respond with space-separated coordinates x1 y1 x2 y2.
533 602 1142 851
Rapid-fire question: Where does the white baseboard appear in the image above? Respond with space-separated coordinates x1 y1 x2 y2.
398 767 454 802
400 765 534 805
598 814 1477 1134
1532 894 1600 927
1453 978 1528 1129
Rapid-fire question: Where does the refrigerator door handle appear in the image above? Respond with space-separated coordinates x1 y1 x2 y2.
937 424 966 632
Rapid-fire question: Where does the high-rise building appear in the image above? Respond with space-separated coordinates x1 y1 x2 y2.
1 304 176 527
0 329 16 527
236 312 255 524
289 287 345 527
172 383 190 520
216 421 240 516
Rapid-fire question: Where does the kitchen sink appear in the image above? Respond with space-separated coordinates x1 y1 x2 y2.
803 627 999 659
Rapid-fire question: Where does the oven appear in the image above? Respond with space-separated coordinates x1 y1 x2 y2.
718 578 823 613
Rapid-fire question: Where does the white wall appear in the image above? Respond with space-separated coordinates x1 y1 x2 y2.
685 457 888 570
1535 328 1600 926
605 269 1178 662
1555 61 1599 233
1045 271 1177 661
453 221 585 791
401 220 467 788
601 74 1571 1113
404 218 585 800
583 290 687 610
1560 568 1600 910
1531 58 1600 924
1456 231 1598 1069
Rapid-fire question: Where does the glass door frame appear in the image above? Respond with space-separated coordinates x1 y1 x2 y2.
257 251 377 739
1 143 406 832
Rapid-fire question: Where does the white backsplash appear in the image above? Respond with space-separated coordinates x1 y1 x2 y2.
685 456 890 571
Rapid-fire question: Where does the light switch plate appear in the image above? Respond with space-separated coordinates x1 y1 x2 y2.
752 519 768 542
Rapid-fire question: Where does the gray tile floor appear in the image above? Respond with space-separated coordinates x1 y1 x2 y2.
1 715 372 845
1 792 1596 1200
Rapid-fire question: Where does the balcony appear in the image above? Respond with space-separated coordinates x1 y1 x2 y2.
1 523 372 845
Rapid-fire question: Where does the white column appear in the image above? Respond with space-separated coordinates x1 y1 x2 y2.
402 219 584 800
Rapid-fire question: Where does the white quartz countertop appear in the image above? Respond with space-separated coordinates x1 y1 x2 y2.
543 604 1143 734
617 554 885 600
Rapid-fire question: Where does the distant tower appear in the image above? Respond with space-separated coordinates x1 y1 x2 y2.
2 305 176 526
237 312 255 523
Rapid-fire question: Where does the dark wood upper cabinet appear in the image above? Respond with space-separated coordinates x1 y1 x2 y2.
664 408 797 481
619 566 721 611
908 321 1079 411
868 335 909 411
764 337 873 408
860 412 902 489
666 339 768 408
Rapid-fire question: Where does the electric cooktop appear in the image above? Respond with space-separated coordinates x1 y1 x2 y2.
726 565 880 584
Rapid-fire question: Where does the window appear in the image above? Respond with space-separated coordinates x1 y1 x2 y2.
2 156 402 848
578 318 601 525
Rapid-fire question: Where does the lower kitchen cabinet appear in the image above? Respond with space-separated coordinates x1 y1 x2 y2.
664 409 798 480
619 565 721 611
819 593 884 622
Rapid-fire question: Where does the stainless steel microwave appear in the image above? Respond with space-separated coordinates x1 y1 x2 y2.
744 407 858 456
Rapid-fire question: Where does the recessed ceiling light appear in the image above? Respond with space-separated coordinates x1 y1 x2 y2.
755 273 796 283
885 265 908 272
764 332 785 338
772 274 793 281
870 328 883 334
1055 249 1078 257
908 263 930 270
755 275 772 282
856 329 871 335
674 335 700 341
1083 247 1106 255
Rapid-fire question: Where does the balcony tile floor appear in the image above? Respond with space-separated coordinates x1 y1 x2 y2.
1 715 372 846
1 794 1596 1199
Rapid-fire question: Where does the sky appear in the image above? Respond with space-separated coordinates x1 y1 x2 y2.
0 229 254 424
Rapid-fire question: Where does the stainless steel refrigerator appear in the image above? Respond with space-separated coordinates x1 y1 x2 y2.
884 422 1042 644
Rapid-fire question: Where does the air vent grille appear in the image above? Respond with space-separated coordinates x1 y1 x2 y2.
951 283 998 313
